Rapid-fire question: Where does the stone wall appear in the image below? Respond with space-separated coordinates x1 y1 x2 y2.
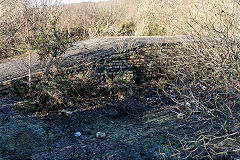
0 36 189 91
84 43 182 85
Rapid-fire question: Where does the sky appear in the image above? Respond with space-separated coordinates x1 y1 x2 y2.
61 0 108 4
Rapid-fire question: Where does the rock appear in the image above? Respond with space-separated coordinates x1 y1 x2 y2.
177 113 185 120
96 132 106 139
185 102 191 107
60 109 73 116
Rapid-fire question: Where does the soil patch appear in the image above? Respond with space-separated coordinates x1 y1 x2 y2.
0 91 239 160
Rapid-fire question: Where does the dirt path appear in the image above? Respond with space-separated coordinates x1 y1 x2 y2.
1 92 175 159
1 91 239 160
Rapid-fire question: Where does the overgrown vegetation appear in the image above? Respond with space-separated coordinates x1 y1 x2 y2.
0 0 239 159
2 0 239 59
143 21 166 36
31 15 72 106
151 1 240 158
0 0 84 60
119 22 135 36
152 40 240 159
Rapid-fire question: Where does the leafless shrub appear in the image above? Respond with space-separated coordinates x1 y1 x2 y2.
150 0 240 158
0 0 75 60
0 0 24 58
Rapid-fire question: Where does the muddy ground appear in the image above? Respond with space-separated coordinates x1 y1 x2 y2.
0 89 239 160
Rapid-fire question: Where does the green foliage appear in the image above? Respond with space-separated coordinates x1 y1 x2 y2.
35 17 70 65
143 21 166 36
119 22 136 36
31 15 74 106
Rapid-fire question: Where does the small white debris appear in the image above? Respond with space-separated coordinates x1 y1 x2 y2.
202 86 207 90
186 102 191 107
96 132 106 139
61 109 73 116
67 101 74 106
177 113 185 120
75 132 81 137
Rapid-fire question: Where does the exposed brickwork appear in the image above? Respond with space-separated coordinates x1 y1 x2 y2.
86 43 181 85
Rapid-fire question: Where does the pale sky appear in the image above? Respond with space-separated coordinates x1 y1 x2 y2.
61 0 108 4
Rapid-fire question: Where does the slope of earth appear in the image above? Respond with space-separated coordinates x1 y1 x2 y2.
0 90 239 160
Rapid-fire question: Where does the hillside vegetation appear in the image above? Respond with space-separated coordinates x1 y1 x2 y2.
60 0 239 37
0 0 239 59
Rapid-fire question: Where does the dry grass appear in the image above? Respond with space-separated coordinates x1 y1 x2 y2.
57 0 240 37
1 0 239 59
0 0 71 59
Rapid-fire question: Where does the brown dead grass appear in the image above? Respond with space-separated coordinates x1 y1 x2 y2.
1 0 239 59
58 0 240 37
